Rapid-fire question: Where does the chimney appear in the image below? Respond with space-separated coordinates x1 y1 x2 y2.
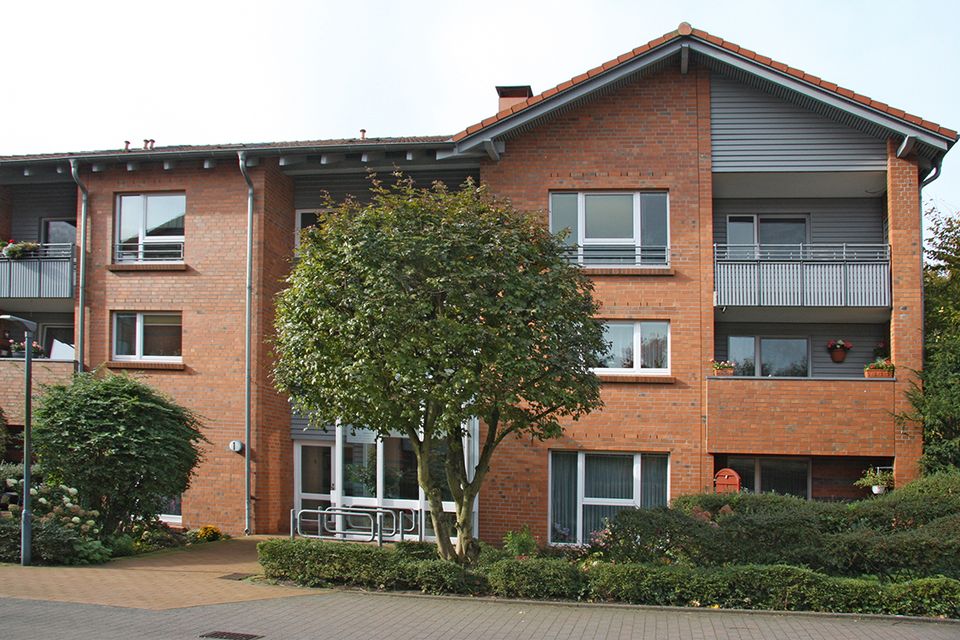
359 128 367 140
148 139 155 150
143 139 150 150
123 141 130 152
496 85 533 113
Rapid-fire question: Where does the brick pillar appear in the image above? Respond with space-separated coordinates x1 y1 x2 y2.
696 65 716 492
886 139 924 486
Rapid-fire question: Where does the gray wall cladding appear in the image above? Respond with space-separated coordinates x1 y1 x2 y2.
713 198 886 246
294 168 480 210
291 411 335 441
714 322 887 378
10 183 77 243
711 74 887 172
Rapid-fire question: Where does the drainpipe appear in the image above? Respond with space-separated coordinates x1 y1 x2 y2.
238 151 254 535
68 159 88 374
921 159 942 188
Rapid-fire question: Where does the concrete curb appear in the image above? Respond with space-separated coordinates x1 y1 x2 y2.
349 587 960 626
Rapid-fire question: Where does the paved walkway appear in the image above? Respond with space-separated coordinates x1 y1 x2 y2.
0 536 310 609
0 538 956 639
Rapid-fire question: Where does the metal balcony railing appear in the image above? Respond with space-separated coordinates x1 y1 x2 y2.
0 243 74 298
562 244 670 267
714 243 891 307
114 241 185 263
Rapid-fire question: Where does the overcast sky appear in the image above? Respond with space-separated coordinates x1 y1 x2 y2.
2 0 957 216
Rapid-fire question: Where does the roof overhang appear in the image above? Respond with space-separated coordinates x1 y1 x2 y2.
451 35 955 166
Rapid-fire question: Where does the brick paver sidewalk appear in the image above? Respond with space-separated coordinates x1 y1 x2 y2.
0 536 311 609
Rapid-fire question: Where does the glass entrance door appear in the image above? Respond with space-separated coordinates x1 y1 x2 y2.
294 442 332 534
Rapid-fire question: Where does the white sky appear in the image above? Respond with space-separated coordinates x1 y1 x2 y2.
1 0 958 216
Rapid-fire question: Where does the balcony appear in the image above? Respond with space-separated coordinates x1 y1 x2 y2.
0 244 75 299
0 358 74 424
562 244 670 267
714 243 889 307
706 377 897 457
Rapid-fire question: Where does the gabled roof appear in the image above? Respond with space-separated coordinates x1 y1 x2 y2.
452 22 957 164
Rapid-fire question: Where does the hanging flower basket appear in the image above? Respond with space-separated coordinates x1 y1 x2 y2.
827 339 852 363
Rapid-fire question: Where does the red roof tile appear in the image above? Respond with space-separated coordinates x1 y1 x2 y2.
452 23 958 143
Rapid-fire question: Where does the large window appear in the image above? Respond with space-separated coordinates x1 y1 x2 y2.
295 210 320 249
728 335 809 377
116 193 185 262
112 312 182 362
726 456 810 499
726 214 808 260
550 192 669 265
597 321 670 374
550 451 668 544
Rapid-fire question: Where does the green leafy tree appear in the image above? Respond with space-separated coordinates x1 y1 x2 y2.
904 206 960 472
274 176 606 562
925 207 960 347
33 373 206 534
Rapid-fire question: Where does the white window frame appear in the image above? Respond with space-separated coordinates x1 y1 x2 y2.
115 193 186 263
295 209 325 249
549 191 670 266
548 450 671 545
112 312 183 362
728 335 810 378
594 320 671 375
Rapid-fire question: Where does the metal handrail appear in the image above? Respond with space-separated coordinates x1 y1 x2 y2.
562 244 670 266
114 241 185 263
714 243 889 262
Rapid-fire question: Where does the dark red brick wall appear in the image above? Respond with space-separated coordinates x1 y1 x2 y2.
478 65 715 544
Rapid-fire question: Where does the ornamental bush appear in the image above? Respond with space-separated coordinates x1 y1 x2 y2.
0 481 110 565
33 373 206 534
483 558 584 600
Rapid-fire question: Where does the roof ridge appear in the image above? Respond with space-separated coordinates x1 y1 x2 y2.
452 22 957 143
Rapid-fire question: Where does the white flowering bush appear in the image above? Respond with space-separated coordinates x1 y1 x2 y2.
0 479 109 564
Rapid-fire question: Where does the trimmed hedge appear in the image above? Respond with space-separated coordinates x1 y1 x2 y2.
608 473 960 579
257 539 960 618
586 563 960 618
486 558 584 600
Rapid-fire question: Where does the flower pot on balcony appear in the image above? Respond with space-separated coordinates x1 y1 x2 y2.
830 349 847 363
864 368 894 379
714 368 734 377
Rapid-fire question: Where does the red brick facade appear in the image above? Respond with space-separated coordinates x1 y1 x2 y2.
0 35 944 539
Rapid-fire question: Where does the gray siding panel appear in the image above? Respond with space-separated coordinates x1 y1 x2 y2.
711 75 887 172
713 198 885 246
10 184 77 242
294 169 480 210
291 411 335 441
714 322 886 378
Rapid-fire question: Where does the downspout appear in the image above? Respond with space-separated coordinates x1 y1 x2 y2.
238 151 254 535
68 159 88 374
921 159 942 188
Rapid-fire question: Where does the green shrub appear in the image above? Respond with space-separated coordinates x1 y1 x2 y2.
503 525 538 557
848 471 960 532
392 540 438 561
0 463 45 486
486 558 584 600
0 481 110 565
586 563 958 617
410 560 470 594
474 541 511 568
34 373 206 534
601 507 719 565
258 539 414 589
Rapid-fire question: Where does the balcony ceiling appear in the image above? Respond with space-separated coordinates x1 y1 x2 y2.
715 306 890 324
713 171 886 199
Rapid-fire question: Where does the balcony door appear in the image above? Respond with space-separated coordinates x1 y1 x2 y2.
727 215 808 260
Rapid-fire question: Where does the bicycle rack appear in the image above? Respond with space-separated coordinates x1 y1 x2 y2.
291 505 421 546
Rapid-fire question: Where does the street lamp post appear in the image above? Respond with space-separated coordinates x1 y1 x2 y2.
1 315 37 566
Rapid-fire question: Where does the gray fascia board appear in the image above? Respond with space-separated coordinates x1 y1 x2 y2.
692 42 952 152
454 42 683 153
0 141 457 169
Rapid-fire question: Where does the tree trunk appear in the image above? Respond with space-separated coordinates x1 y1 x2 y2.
416 445 457 561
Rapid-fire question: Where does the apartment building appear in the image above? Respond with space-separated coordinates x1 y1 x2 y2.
0 24 954 542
